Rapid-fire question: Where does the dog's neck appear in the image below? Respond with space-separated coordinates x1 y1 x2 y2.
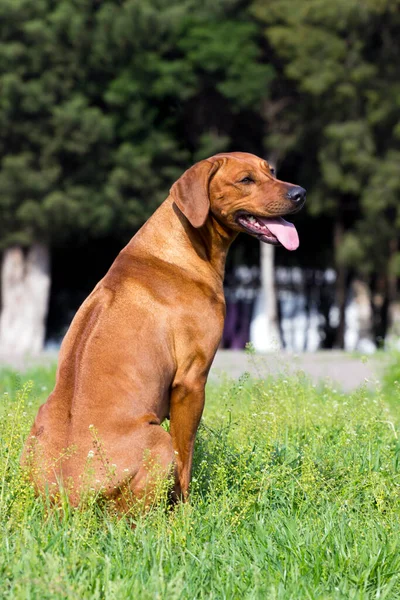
175 201 238 278
129 196 237 283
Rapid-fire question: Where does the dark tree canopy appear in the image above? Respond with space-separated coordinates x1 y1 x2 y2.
1 0 400 346
0 0 271 247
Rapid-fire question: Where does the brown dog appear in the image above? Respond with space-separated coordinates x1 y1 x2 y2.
23 152 305 508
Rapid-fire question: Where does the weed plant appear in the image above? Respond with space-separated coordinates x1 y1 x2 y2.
1 358 400 599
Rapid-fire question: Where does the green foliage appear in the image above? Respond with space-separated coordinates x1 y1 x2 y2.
178 19 273 111
2 0 400 345
336 232 365 269
381 352 400 408
2 0 399 278
2 364 400 598
0 0 115 247
0 0 272 249
253 0 400 282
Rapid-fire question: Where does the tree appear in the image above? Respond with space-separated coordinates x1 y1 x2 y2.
0 0 273 353
0 0 114 354
252 0 400 347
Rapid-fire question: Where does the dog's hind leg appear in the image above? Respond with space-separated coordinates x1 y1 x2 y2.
113 424 178 514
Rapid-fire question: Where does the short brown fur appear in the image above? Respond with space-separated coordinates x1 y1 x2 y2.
22 152 304 508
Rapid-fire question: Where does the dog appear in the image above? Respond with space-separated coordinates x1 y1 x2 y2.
22 152 305 509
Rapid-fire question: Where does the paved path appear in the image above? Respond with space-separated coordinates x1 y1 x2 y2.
210 350 387 391
0 349 388 392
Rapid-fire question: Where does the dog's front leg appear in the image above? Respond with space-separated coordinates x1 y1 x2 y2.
169 384 205 500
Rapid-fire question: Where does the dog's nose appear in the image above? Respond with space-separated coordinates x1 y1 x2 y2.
287 186 306 205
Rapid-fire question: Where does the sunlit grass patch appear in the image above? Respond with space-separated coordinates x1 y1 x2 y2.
1 359 400 598
0 363 56 415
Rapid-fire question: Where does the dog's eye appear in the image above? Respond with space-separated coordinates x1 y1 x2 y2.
239 176 254 184
270 167 276 176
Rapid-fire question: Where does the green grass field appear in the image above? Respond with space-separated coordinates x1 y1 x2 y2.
1 356 400 599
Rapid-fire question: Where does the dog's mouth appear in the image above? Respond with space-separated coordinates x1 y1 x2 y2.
235 213 299 251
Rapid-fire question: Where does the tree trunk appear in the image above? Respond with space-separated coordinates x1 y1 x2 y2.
250 242 282 351
0 243 51 356
250 153 282 351
262 243 282 349
334 219 346 349
345 278 375 353
386 238 400 345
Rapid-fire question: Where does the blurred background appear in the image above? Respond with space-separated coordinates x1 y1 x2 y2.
0 0 400 358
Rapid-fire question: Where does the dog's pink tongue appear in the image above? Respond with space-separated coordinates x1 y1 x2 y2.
260 217 299 251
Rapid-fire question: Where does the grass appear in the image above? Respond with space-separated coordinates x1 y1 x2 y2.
1 356 400 599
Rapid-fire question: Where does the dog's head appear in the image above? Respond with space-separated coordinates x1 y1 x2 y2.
170 152 306 250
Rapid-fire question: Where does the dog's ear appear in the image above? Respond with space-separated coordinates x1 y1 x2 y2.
170 160 220 228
